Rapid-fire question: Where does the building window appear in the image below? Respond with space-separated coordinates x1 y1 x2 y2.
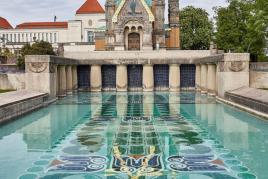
46 33 48 42
18 34 20 42
87 31 94 43
30 33 32 42
14 34 17 42
26 34 28 42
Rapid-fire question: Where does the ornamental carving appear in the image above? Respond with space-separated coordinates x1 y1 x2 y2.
28 62 48 73
228 61 246 72
218 61 247 72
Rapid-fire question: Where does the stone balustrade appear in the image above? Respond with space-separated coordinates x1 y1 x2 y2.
24 53 249 99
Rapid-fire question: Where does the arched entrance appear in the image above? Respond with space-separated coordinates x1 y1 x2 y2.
128 33 140 50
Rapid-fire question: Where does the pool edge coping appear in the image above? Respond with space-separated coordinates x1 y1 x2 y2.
216 97 268 121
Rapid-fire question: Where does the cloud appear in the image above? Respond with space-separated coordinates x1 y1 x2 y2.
0 0 228 27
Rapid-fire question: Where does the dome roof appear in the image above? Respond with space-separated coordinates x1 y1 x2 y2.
0 17 13 29
76 0 105 14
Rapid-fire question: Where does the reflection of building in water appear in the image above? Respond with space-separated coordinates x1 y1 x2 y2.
19 98 88 151
117 93 128 116
215 106 250 150
143 93 154 116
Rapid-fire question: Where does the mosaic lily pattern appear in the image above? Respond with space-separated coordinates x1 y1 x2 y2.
17 92 257 179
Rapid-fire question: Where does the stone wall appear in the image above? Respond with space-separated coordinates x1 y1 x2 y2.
250 63 268 89
217 53 250 98
64 50 213 61
0 73 25 90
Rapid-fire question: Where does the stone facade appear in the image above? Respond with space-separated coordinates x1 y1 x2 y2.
105 0 177 50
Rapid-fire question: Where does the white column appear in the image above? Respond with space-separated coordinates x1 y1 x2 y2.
66 66 73 94
195 64 201 91
90 65 102 92
143 64 154 91
169 64 180 91
72 66 78 90
207 64 216 95
200 64 208 93
59 65 67 96
56 65 60 96
116 65 127 91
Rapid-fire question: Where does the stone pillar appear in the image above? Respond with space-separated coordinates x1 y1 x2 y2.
90 65 102 92
207 64 216 95
143 64 154 91
169 64 180 91
59 65 67 96
56 66 60 96
66 66 73 94
72 66 78 90
116 65 127 91
200 64 208 93
195 64 201 91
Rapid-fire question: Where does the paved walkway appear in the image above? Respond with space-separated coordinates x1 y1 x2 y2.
228 87 268 104
225 87 268 115
0 90 47 107
0 90 48 124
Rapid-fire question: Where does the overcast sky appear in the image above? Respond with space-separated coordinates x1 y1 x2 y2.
0 0 228 27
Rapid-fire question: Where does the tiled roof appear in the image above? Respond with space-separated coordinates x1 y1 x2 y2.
0 17 13 29
16 22 68 29
76 0 105 14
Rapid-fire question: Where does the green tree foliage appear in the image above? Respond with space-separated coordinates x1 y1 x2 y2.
17 41 56 69
180 6 213 50
215 0 268 61
0 47 14 58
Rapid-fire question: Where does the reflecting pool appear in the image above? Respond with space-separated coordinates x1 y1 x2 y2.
0 92 267 179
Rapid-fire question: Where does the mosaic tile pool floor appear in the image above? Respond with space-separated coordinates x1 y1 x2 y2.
0 92 268 179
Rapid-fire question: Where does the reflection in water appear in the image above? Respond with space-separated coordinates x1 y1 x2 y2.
0 92 268 179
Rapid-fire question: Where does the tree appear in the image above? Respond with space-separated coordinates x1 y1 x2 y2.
215 0 267 61
17 41 56 69
180 6 213 50
0 47 14 58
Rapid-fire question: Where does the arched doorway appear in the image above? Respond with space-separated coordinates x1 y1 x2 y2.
128 33 140 50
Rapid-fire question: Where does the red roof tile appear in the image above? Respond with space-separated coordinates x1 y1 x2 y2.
16 22 68 29
0 17 13 29
76 0 105 14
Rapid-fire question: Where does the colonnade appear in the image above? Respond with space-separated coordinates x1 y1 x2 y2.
195 63 217 95
57 65 78 97
78 64 181 92
55 63 217 96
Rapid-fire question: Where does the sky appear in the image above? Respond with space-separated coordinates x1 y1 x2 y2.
0 0 228 27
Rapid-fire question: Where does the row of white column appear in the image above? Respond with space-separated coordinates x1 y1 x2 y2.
195 64 217 95
55 64 217 94
57 65 78 97
88 64 181 92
